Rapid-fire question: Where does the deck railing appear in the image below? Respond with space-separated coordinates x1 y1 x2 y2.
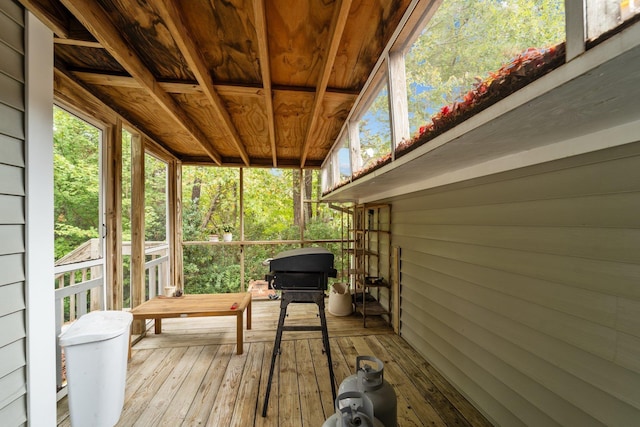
143 243 170 299
54 241 170 396
54 258 105 394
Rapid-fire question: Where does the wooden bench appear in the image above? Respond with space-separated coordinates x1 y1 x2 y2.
130 292 252 354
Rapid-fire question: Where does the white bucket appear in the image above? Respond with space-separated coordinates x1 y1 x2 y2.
328 283 353 316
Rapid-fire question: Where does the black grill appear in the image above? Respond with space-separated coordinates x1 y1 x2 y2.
265 247 337 290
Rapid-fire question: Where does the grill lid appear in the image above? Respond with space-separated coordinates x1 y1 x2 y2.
269 247 335 273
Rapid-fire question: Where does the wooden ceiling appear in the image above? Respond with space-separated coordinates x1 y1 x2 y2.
21 0 414 167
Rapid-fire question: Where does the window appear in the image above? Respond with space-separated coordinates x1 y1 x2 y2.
586 0 640 41
405 0 565 137
353 77 392 176
53 106 103 263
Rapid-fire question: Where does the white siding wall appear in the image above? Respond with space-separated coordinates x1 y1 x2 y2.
391 141 640 426
0 0 26 425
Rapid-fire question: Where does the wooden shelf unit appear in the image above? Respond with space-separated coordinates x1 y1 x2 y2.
351 204 392 327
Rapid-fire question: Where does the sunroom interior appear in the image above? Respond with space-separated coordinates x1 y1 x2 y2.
4 0 640 425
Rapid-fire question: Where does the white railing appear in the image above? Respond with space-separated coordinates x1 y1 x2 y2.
54 258 105 394
53 241 171 396
144 244 170 299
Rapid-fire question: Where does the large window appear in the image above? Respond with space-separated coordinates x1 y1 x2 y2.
405 0 565 136
144 154 167 242
353 78 392 176
53 106 105 320
586 0 640 41
321 0 567 192
53 106 102 263
322 132 351 193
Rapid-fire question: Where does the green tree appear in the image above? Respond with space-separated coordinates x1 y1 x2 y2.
53 107 100 260
405 0 565 134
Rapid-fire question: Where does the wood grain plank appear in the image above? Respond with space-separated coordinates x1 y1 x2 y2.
205 345 249 426
59 0 222 164
309 337 343 417
119 348 166 399
253 0 277 166
132 346 205 426
266 0 335 88
300 0 353 166
278 340 302 427
181 344 235 425
295 339 326 425
178 0 261 84
255 341 278 426
347 336 424 427
154 0 250 165
116 347 189 425
379 334 493 427
156 345 220 426
58 300 494 427
365 335 449 427
230 342 264 426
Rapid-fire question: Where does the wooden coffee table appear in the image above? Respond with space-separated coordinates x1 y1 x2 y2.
130 292 252 354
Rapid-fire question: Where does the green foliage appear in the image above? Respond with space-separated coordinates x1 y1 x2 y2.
53 107 100 260
405 0 565 134
145 154 168 241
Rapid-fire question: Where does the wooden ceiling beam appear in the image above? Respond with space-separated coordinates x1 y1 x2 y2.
18 0 69 37
54 67 181 161
59 0 223 165
54 21 102 48
71 70 359 101
300 0 353 167
155 0 251 166
54 36 102 48
253 0 278 167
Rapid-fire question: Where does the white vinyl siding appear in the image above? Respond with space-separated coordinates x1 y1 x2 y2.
392 141 640 426
0 0 26 425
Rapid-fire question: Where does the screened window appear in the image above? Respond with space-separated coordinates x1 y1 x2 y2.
354 80 392 175
53 106 102 263
586 0 640 40
405 0 566 136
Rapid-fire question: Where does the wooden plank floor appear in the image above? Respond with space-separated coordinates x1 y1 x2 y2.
57 298 492 426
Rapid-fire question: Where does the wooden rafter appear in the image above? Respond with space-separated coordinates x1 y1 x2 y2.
18 0 69 37
70 70 358 102
253 0 278 167
59 0 223 165
155 0 250 166
300 0 353 168
54 36 102 48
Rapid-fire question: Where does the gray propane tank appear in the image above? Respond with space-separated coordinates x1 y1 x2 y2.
338 355 397 427
322 391 384 427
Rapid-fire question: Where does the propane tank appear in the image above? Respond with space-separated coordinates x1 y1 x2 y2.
338 356 397 427
322 391 384 427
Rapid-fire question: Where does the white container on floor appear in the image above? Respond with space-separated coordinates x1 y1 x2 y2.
59 310 133 427
328 283 353 316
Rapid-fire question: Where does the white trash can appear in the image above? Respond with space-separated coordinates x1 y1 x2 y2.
59 310 133 427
